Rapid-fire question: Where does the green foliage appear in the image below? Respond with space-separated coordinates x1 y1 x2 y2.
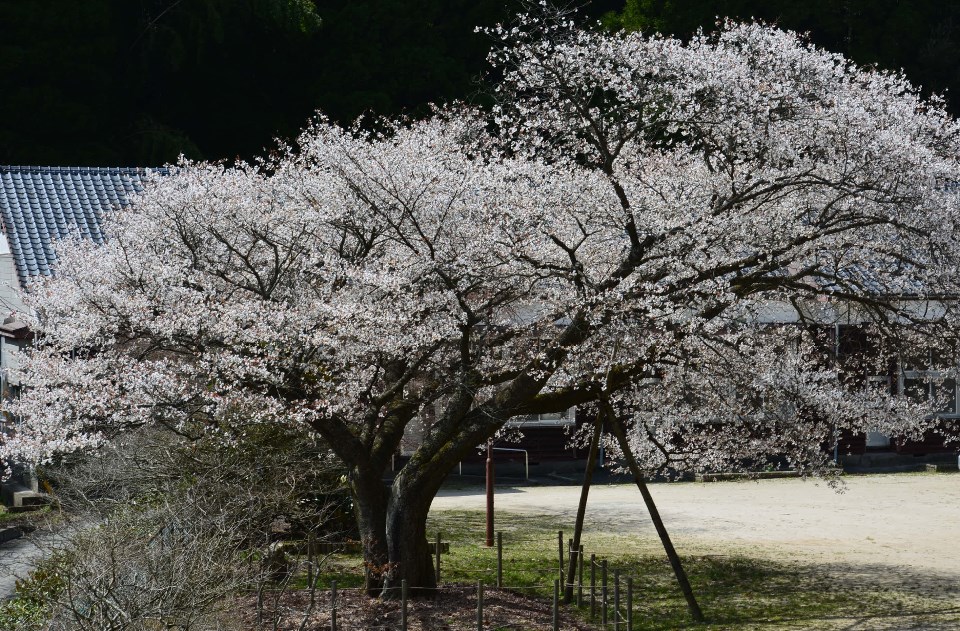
603 0 670 32
13 554 68 605
0 597 48 631
0 553 68 631
0 504 52 527
45 422 347 540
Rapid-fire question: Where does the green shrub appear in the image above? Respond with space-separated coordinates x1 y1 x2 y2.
0 553 68 630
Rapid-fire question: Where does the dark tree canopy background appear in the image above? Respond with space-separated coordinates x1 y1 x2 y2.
1 0 957 166
0 0 525 165
607 1 960 112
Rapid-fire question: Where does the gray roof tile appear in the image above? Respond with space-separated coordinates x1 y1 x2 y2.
0 166 158 289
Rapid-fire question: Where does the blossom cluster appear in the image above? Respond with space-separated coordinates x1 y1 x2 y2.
4 14 960 480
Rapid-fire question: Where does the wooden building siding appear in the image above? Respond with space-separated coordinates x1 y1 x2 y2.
833 323 958 455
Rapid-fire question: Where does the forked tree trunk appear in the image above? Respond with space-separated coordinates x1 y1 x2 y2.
345 393 496 599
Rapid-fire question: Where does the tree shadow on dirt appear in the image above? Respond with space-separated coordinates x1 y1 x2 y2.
697 558 960 631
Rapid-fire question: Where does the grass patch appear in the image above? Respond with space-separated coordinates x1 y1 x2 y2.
0 504 51 526
277 507 960 630
287 552 368 591
426 509 960 630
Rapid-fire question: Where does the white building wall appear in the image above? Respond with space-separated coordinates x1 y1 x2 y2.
0 232 28 317
0 232 28 389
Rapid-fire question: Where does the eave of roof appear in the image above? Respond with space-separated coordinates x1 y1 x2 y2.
0 166 160 289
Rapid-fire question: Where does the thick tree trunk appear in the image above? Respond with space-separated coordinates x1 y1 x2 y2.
380 466 445 598
350 467 390 596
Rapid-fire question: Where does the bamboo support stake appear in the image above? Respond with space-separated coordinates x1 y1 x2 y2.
401 580 408 631
330 581 337 631
435 532 442 584
496 531 503 588
558 530 564 581
614 569 621 631
477 581 484 631
577 545 584 607
601 559 608 627
553 579 560 631
590 554 596 621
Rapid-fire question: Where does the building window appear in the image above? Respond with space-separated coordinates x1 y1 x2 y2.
506 407 576 428
899 347 959 417
901 370 958 416
863 375 893 447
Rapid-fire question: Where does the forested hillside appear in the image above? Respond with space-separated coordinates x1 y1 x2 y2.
2 0 957 165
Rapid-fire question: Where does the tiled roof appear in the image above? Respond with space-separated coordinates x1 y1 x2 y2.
0 166 154 288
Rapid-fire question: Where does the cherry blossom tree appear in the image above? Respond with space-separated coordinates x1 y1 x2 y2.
5 10 960 596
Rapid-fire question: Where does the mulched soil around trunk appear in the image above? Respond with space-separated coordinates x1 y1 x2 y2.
243 584 597 630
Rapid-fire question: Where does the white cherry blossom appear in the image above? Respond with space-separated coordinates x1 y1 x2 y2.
5 13 960 592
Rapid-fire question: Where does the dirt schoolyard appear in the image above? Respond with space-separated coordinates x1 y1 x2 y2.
433 473 960 582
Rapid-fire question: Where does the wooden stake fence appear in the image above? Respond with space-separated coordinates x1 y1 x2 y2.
318 530 649 631
614 569 621 631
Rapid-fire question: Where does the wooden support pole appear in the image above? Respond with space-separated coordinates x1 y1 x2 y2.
565 417 603 603
627 577 633 631
486 440 495 547
603 402 705 623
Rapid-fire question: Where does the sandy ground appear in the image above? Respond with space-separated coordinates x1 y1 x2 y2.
433 473 960 582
